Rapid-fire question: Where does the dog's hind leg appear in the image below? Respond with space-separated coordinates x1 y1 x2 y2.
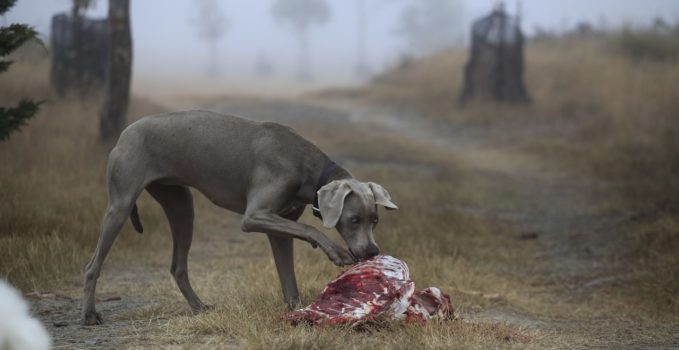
146 182 207 312
268 207 304 309
82 155 146 325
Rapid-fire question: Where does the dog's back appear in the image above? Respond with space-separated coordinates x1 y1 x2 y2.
109 110 328 213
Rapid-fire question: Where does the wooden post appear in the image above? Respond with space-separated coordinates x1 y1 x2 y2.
100 0 132 142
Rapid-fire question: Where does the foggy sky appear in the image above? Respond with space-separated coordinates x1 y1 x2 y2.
5 0 679 96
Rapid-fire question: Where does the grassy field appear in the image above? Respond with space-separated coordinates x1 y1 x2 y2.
0 59 551 348
2 34 679 349
348 35 679 317
0 58 169 292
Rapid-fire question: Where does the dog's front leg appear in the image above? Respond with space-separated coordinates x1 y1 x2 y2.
268 235 300 308
241 211 356 266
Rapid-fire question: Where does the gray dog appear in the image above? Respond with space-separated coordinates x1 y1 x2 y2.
82 110 398 325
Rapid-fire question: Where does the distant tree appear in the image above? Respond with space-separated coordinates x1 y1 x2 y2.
71 0 95 17
652 17 671 34
255 51 275 77
100 0 132 142
189 0 227 76
354 0 369 77
395 0 464 54
0 0 42 141
271 0 330 80
354 0 397 78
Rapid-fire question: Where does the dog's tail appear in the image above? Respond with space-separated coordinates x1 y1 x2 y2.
130 204 144 234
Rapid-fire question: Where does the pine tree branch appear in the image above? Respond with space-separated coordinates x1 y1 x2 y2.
0 24 39 57
0 0 17 15
0 0 42 141
0 99 42 142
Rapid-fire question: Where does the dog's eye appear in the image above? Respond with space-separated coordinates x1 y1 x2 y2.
373 218 379 224
350 217 360 224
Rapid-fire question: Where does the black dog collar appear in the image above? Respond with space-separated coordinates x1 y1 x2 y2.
312 161 337 220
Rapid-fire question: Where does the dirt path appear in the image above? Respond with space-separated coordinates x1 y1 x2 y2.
313 99 620 276
33 97 676 349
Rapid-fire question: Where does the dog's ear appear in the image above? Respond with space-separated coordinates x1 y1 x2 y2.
317 180 353 228
368 182 398 210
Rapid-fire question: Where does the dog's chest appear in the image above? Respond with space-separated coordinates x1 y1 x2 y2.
277 201 307 217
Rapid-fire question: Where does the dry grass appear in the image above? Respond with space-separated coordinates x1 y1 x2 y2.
3 39 678 348
346 35 679 317
0 58 168 291
0 55 565 348
151 169 556 349
0 56 552 349
166 262 544 350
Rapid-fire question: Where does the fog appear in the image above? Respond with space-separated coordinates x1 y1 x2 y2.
5 0 679 98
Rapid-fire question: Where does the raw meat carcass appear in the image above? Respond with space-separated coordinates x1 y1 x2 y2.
282 255 453 326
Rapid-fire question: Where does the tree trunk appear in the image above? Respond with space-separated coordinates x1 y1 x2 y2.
354 0 370 78
100 0 132 142
206 40 219 77
296 26 311 81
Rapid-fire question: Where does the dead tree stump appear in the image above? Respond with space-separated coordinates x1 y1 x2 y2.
99 0 132 142
459 7 530 105
50 13 108 98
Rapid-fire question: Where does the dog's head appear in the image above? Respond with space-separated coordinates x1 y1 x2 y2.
317 179 398 260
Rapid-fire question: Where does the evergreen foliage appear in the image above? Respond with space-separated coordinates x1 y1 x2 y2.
0 99 41 141
0 0 41 142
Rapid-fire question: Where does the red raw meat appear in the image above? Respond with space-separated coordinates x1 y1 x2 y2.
282 255 454 326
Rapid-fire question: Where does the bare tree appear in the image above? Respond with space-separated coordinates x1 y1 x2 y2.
395 0 464 54
355 0 370 77
271 0 330 80
354 0 395 78
255 51 275 77
190 0 227 76
100 0 132 142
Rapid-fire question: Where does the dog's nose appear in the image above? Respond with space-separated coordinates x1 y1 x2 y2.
364 245 380 258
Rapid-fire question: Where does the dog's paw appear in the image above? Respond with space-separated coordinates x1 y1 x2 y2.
192 304 215 314
81 311 103 326
286 298 301 310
